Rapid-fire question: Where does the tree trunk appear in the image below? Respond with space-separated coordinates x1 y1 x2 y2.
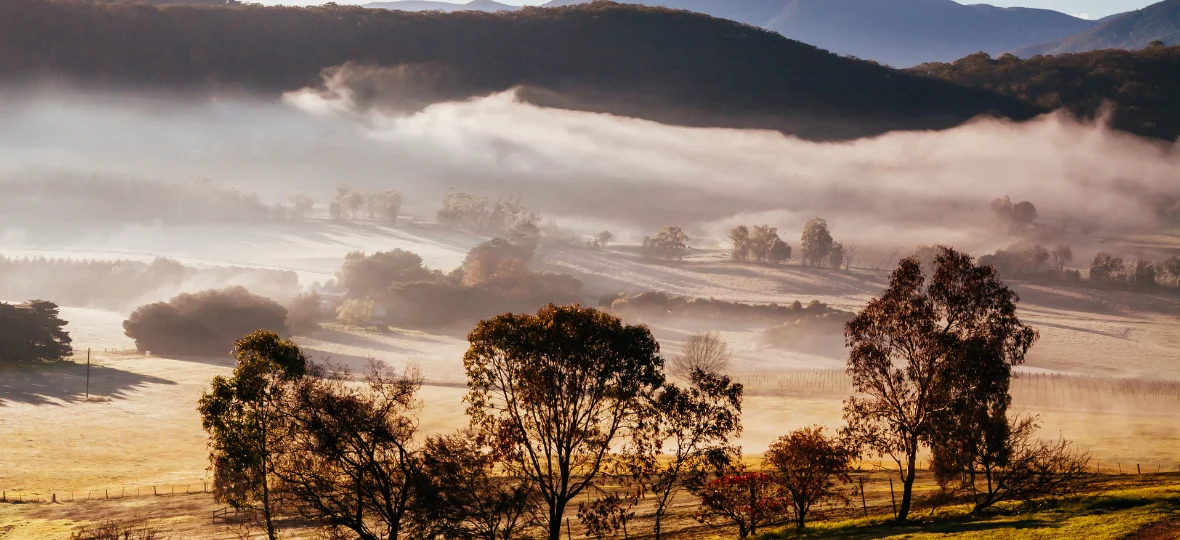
547 499 568 540
896 452 918 522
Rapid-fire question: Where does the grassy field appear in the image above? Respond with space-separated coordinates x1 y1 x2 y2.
757 475 1180 540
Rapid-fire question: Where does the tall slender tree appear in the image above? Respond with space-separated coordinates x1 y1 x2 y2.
198 331 308 540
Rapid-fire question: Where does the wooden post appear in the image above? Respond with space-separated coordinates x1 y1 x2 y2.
889 478 898 520
566 518 572 540
85 349 91 400
1137 464 1141 474
860 478 868 517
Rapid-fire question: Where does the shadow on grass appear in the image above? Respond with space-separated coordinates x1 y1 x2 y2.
0 361 175 406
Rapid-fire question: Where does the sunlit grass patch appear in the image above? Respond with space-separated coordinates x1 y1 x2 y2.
758 481 1180 539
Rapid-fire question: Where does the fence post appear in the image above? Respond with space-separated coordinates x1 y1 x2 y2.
1137 464 1141 474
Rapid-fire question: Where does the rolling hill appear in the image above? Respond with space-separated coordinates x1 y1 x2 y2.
536 0 1101 67
911 45 1180 140
0 0 1042 141
1014 0 1180 56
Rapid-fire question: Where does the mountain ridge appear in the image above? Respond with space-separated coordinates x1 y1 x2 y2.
1013 0 1180 56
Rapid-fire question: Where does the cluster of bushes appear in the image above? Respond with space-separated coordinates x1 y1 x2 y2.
436 190 537 234
0 255 300 312
604 292 844 323
0 175 312 225
759 311 854 354
325 224 582 328
328 183 403 223
0 300 73 366
122 286 289 356
641 226 689 260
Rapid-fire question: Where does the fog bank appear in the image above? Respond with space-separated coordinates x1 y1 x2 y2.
2 73 1179 251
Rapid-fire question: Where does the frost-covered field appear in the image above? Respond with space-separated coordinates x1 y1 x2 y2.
3 221 1180 539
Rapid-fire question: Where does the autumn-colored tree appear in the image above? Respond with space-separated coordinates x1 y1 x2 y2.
694 471 788 538
463 305 664 540
843 247 1036 522
645 368 743 539
765 425 853 532
197 331 308 540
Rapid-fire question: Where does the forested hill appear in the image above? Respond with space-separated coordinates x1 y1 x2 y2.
910 46 1180 141
0 0 1041 141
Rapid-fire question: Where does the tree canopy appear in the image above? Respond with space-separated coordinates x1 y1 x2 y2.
463 304 665 540
0 300 73 365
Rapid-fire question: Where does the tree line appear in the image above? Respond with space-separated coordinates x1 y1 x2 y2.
980 244 1180 290
196 246 1089 539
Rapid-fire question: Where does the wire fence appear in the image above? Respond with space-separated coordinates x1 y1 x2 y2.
731 368 1180 412
0 481 213 504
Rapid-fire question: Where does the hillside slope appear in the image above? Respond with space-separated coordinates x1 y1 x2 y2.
0 0 1041 141
1014 0 1180 56
540 0 1099 67
910 46 1180 140
364 0 519 12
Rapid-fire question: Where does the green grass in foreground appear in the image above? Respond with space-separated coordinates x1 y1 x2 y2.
758 479 1180 539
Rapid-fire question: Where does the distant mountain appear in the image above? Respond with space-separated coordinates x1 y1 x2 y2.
0 0 1041 141
365 0 519 12
541 0 1101 67
1013 0 1180 56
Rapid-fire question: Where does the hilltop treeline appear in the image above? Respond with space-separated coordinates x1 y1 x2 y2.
0 175 312 224
911 46 1180 140
0 255 300 311
0 0 1039 140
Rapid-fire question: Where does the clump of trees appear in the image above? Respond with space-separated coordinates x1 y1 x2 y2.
980 244 1180 290
437 190 537 234
0 300 73 366
325 229 582 329
330 184 403 224
123 287 289 356
759 311 854 354
607 292 844 323
338 249 438 298
730 225 791 264
843 246 1087 522
990 195 1038 234
799 218 847 269
643 226 689 260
